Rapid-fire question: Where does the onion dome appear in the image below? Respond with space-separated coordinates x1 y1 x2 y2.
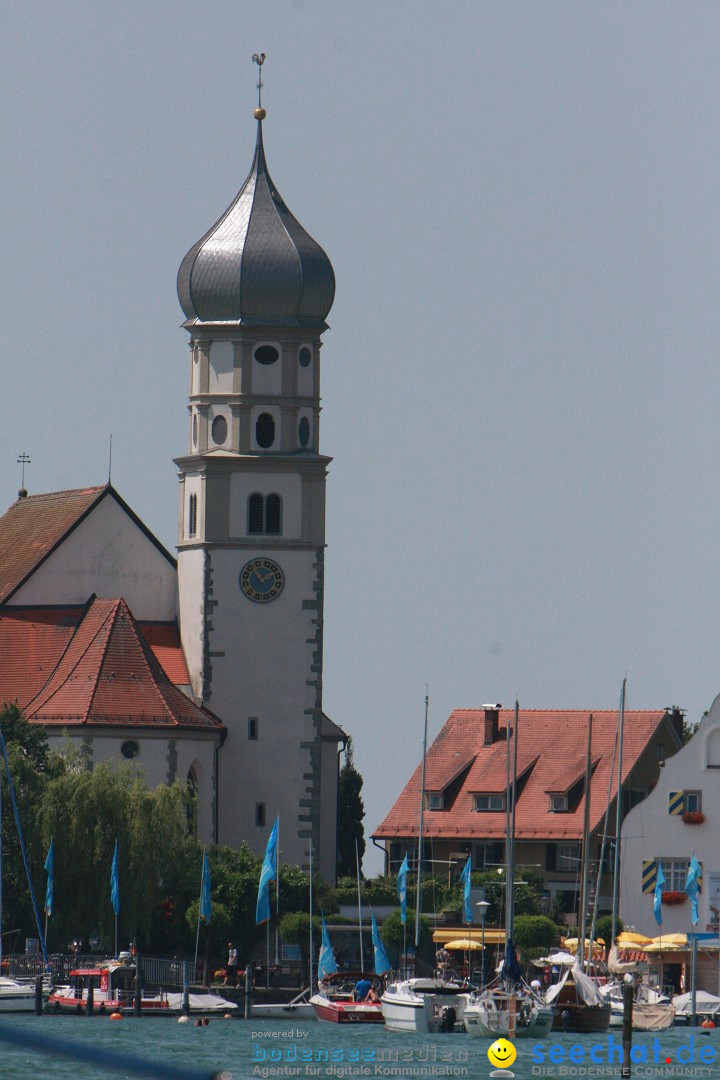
177 118 335 327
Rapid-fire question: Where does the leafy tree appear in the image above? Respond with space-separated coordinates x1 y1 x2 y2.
278 912 321 986
380 909 431 962
512 915 559 954
595 914 624 953
336 738 365 878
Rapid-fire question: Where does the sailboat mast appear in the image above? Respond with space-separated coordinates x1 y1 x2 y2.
309 844 313 992
579 713 593 967
356 839 364 972
611 679 626 946
415 693 429 950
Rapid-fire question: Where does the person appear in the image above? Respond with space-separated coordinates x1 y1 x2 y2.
224 942 238 988
354 978 372 1001
365 982 381 1002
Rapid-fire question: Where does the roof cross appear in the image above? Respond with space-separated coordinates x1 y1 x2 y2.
17 452 31 497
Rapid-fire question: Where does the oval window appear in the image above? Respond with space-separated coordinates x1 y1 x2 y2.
255 345 279 365
299 346 312 368
298 416 310 447
121 740 139 760
256 413 275 449
211 415 227 445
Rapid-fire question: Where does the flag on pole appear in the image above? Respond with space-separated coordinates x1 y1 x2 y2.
200 849 212 923
371 913 391 976
256 817 278 925
397 853 409 926
110 838 120 917
460 856 473 924
685 855 701 926
44 838 54 918
653 859 665 926
318 912 337 982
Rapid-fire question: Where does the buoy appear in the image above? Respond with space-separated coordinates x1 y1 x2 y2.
109 1012 123 1021
701 1018 715 1029
178 1015 190 1024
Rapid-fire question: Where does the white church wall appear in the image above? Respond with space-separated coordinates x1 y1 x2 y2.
204 546 321 872
208 341 234 395
11 495 177 621
252 341 283 396
177 547 206 700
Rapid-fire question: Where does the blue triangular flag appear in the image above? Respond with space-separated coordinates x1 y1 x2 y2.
460 856 473 924
685 855 701 926
110 838 120 917
397 853 409 926
200 849 212 923
372 913 391 976
654 860 665 927
44 838 54 918
318 912 337 982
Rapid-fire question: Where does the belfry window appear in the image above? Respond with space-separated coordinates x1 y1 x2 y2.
298 416 310 448
256 413 275 449
188 494 197 537
248 493 282 535
211 415 228 445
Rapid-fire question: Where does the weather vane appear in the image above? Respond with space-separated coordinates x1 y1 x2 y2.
252 53 266 115
17 451 31 496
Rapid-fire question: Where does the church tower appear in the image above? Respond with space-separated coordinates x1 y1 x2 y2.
174 82 342 880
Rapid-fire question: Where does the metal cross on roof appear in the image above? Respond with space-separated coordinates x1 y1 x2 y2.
17 452 31 495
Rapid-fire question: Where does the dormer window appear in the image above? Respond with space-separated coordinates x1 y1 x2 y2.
427 793 443 811
550 794 568 813
474 794 504 812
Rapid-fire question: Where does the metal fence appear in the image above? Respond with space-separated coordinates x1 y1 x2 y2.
5 953 201 989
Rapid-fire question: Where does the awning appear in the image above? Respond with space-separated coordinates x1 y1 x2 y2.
433 928 506 945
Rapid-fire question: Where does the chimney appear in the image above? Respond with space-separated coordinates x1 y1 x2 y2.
482 703 502 746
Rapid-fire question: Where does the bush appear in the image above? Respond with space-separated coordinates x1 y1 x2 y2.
512 915 558 952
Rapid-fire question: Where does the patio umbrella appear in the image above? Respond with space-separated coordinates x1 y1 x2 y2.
444 938 484 951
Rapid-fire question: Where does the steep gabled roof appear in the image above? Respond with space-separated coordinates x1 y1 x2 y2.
20 597 220 731
374 708 679 843
0 486 176 605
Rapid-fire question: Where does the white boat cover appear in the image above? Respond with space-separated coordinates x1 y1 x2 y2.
166 992 237 1012
544 965 606 1007
631 1003 675 1031
672 991 720 1015
607 946 638 975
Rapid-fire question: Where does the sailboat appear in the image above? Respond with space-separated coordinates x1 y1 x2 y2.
546 712 610 1032
382 695 469 1034
463 702 554 1039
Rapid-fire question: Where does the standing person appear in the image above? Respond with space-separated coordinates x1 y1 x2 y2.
224 942 238 988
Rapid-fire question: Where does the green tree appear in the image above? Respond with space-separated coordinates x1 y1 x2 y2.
278 912 321 986
380 909 431 965
512 915 559 955
336 738 365 878
595 914 624 954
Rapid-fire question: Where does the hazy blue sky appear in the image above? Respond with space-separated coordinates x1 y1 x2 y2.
3 2 719 875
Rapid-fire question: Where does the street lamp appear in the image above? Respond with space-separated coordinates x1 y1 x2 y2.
476 900 490 988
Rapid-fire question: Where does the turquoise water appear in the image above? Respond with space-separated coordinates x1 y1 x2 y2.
0 1016 718 1079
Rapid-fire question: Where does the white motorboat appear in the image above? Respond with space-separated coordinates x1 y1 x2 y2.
381 977 468 1034
0 975 40 1012
599 981 674 1030
464 986 554 1039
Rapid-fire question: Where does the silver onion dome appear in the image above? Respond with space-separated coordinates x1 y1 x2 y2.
177 119 335 327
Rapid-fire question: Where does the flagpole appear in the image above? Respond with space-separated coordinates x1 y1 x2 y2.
274 817 280 967
356 839 364 973
194 848 204 979
308 844 314 993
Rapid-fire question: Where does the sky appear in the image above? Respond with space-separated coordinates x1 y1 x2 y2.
3 2 719 876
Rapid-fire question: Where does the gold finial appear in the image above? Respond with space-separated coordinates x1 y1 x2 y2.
252 53 266 119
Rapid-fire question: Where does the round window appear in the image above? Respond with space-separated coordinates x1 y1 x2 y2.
298 416 310 447
255 345 279 365
299 346 312 368
211 415 227 445
121 741 139 760
256 413 275 449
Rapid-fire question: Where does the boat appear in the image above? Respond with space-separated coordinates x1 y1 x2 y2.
0 975 40 1012
464 985 554 1039
47 958 238 1015
381 976 469 1033
310 971 384 1024
598 947 674 1030
463 702 553 1040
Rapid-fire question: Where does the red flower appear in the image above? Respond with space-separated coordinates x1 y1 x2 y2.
682 811 705 825
661 891 687 906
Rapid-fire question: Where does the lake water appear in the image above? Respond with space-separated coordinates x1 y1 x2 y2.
0 1015 718 1079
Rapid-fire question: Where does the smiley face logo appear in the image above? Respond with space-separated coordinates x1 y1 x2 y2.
488 1038 517 1070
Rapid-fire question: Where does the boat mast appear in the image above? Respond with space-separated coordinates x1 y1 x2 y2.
309 843 313 992
415 692 429 950
578 713 593 969
505 702 519 949
611 679 626 947
356 838 364 972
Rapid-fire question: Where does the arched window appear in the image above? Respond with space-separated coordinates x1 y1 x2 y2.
188 493 197 537
298 346 312 368
211 414 227 445
298 416 310 448
247 493 282 535
256 413 275 449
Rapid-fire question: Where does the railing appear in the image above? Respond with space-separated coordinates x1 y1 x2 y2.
4 953 202 989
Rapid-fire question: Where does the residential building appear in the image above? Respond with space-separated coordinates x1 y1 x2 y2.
374 705 683 920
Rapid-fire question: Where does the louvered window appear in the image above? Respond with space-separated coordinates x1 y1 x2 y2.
256 413 275 448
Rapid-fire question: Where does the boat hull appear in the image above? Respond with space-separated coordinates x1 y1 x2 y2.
310 995 383 1024
465 1003 554 1039
551 1003 611 1033
381 982 468 1034
47 990 170 1015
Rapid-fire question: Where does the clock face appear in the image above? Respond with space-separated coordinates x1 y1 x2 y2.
240 558 284 603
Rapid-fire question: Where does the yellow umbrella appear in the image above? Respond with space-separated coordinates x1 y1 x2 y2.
616 932 653 946
563 937 605 951
644 933 688 952
444 938 484 951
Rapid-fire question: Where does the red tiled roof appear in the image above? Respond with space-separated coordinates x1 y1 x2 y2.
24 597 219 730
0 487 108 603
374 708 675 843
0 602 219 732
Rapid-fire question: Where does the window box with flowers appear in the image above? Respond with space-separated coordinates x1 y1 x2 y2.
682 811 705 825
661 891 687 906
